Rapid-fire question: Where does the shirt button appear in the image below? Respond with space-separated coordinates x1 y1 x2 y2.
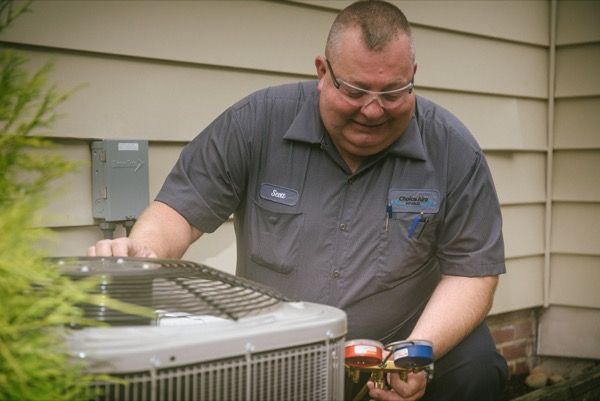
347 177 354 184
332 270 341 278
339 223 347 231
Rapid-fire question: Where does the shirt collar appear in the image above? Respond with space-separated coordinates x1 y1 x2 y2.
385 112 427 161
284 91 427 161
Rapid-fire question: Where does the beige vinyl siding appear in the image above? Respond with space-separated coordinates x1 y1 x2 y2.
1 1 330 76
556 0 600 45
502 206 546 259
494 257 545 313
555 44 600 98
551 0 600 312
551 203 600 257
420 90 547 151
3 1 599 340
39 141 185 228
12 48 299 141
293 0 550 46
35 140 93 228
413 29 547 98
555 98 600 149
538 0 600 358
537 305 600 360
487 153 547 204
4 1 548 97
3 0 547 313
550 255 600 309
553 151 600 202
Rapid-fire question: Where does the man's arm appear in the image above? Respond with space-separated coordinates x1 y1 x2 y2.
408 274 498 359
87 201 203 258
368 274 498 401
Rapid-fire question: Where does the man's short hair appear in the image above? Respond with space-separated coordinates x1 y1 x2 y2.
326 0 415 62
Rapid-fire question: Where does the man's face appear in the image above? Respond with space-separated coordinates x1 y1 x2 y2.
316 28 417 169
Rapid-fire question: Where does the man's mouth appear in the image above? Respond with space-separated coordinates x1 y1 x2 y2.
352 120 387 128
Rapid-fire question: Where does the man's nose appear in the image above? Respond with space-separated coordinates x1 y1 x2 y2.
361 95 386 118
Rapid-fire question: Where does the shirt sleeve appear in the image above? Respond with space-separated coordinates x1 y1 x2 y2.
435 139 506 277
156 105 250 234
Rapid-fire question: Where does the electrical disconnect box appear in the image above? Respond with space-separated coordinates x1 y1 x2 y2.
91 140 149 226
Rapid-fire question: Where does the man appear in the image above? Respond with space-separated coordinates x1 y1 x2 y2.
88 1 507 400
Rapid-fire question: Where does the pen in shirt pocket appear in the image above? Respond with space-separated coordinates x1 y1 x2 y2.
385 203 392 231
408 212 428 239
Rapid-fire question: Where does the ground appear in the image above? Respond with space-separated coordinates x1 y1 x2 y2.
500 358 600 401
501 374 533 400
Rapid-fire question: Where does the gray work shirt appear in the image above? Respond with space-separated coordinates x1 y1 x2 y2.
157 80 505 343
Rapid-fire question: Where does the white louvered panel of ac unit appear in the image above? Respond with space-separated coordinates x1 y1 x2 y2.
89 338 344 401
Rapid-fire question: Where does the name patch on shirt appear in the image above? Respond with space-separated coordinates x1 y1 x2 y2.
260 183 299 206
389 189 440 213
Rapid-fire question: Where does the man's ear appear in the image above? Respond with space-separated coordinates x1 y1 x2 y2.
315 55 327 80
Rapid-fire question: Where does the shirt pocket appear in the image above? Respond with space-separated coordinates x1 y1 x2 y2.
248 200 305 274
375 211 439 288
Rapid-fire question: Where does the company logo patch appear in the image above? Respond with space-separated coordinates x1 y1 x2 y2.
389 189 440 213
260 183 299 206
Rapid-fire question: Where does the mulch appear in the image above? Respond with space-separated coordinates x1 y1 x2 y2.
501 374 534 400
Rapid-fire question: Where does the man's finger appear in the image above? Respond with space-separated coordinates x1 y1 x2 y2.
388 371 427 400
88 238 130 257
367 380 403 401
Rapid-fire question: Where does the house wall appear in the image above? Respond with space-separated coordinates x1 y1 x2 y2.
538 0 600 359
2 0 598 359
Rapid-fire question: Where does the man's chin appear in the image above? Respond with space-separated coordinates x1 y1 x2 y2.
345 139 387 157
346 130 387 147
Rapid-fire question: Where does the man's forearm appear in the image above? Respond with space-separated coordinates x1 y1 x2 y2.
129 201 203 259
408 274 498 359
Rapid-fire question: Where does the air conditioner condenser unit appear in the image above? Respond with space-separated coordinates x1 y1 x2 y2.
54 257 347 401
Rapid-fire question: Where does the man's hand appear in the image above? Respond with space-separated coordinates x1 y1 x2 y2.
87 237 157 258
367 371 427 401
85 201 202 259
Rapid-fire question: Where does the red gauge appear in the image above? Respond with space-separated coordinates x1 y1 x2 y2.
344 339 384 367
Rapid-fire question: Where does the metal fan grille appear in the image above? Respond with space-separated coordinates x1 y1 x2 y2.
52 257 289 324
86 337 345 401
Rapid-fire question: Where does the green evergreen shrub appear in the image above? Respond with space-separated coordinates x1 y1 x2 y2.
0 2 150 400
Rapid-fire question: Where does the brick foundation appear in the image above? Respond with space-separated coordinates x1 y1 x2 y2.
486 308 538 377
